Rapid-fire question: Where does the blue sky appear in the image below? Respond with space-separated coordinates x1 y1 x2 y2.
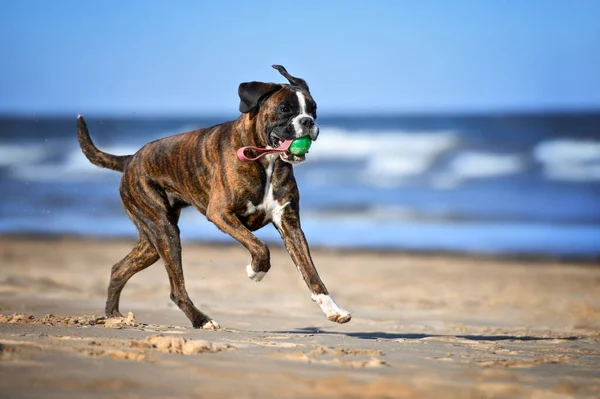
1 1 599 115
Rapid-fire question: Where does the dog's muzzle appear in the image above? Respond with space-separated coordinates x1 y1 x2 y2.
304 119 319 141
292 115 319 141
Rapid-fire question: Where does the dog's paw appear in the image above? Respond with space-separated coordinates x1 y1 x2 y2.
312 294 352 324
327 313 352 324
201 319 220 330
246 264 267 282
105 311 124 318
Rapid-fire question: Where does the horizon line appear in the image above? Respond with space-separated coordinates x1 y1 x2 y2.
2 107 600 119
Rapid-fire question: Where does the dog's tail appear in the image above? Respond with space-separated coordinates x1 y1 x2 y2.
77 115 132 173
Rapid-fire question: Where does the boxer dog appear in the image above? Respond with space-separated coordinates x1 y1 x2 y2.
77 65 351 329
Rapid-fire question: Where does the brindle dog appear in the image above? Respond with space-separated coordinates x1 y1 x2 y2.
78 65 351 329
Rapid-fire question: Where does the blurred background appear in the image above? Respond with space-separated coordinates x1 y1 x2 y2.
1 1 599 258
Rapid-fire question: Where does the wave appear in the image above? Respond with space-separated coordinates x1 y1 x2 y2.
3 127 460 184
534 139 600 182
534 139 600 164
431 151 525 189
448 151 524 178
314 127 458 161
0 144 48 167
6 144 140 182
4 127 600 186
312 128 524 188
312 127 458 187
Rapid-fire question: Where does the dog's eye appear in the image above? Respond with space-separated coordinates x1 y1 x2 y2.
279 105 291 113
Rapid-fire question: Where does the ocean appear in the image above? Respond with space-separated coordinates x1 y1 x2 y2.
1 113 599 258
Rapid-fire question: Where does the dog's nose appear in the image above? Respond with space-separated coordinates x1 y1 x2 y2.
299 117 314 129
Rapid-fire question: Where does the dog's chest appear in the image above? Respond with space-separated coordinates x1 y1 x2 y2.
243 160 289 229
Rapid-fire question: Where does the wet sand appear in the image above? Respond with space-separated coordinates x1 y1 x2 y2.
1 236 599 398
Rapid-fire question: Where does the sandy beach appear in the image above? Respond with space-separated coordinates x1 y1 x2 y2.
0 236 599 398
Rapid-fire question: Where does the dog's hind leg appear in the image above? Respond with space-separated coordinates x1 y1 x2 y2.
121 181 218 329
153 220 219 329
105 238 159 318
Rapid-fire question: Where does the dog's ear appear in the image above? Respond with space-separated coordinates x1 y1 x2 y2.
238 82 282 114
272 65 309 92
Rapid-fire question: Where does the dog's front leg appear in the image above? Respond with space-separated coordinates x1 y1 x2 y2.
276 208 351 324
206 206 271 282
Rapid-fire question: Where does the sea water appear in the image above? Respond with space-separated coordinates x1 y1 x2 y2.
1 113 598 258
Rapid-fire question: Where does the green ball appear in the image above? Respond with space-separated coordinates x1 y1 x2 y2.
288 136 312 156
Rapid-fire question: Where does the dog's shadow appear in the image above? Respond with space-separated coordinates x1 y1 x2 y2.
272 327 580 342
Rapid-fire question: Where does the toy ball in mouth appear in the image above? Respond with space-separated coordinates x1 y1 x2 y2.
287 136 312 156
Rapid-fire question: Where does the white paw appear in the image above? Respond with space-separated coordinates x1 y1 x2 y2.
201 319 220 330
311 294 352 324
246 264 267 282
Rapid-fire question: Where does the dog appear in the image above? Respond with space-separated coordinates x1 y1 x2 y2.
77 65 351 329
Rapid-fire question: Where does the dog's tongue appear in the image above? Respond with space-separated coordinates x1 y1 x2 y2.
237 140 293 162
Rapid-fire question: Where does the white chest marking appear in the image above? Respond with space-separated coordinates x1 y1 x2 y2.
244 159 290 228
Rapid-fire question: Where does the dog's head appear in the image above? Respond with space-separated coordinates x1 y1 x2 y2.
238 65 319 164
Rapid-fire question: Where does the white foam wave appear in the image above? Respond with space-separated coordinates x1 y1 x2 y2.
314 127 458 161
0 144 48 167
6 127 458 184
10 145 140 182
534 139 600 164
534 139 600 182
312 127 458 186
367 156 432 179
449 152 524 178
430 152 524 189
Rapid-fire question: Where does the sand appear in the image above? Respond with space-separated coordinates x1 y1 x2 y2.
0 236 599 398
